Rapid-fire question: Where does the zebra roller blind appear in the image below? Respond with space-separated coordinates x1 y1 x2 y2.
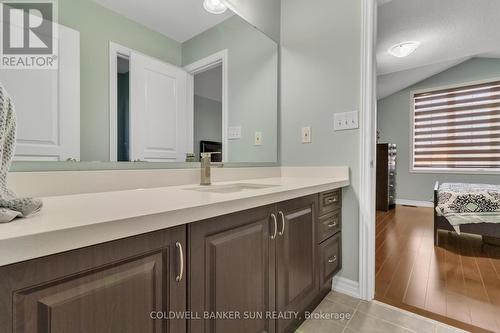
412 80 500 171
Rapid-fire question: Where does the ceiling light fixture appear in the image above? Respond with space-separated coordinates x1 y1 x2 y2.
203 0 227 14
388 41 420 58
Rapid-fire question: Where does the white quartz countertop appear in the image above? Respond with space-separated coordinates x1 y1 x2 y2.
0 171 349 266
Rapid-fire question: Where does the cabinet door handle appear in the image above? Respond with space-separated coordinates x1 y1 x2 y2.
328 256 338 264
270 214 278 240
278 211 286 236
175 242 184 282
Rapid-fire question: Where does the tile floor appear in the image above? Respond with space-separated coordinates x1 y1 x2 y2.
296 292 469 333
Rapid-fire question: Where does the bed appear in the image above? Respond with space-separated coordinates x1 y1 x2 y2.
434 182 500 246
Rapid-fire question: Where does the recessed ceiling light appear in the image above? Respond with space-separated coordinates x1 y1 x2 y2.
203 0 228 14
388 41 420 58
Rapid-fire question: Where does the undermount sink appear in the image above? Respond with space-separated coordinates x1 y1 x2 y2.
185 183 279 194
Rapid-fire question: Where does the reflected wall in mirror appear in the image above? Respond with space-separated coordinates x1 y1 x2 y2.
0 0 278 167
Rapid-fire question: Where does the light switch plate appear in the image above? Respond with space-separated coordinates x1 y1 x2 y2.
346 111 359 129
334 113 346 131
301 126 312 143
228 126 242 140
334 111 359 131
254 132 263 145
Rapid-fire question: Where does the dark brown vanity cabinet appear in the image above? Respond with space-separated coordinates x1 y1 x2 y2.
317 190 342 295
275 196 319 332
0 190 343 333
189 204 277 333
0 226 187 333
189 191 342 333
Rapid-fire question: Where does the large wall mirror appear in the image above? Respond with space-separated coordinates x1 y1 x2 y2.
0 0 278 171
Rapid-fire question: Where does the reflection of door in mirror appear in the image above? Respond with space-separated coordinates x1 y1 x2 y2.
112 45 189 163
0 25 80 162
112 45 227 164
129 52 188 162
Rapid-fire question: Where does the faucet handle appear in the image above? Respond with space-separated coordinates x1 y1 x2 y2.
201 152 222 163
200 152 212 159
201 152 221 157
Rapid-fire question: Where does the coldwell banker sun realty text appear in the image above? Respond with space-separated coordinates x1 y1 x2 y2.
0 0 58 69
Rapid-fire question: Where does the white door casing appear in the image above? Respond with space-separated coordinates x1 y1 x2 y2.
129 52 188 162
184 49 228 163
0 25 80 161
358 0 377 301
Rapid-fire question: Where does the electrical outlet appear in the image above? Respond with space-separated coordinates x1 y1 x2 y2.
228 126 242 140
301 127 312 143
254 132 263 145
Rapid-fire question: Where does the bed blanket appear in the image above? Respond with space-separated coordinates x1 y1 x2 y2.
436 183 500 233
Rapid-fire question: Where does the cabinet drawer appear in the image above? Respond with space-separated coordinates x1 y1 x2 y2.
318 233 341 292
319 190 341 215
317 209 341 243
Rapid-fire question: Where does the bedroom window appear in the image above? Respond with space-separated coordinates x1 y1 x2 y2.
412 80 500 173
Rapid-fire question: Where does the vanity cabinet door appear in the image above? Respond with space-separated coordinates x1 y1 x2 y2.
0 226 187 333
189 205 276 333
275 195 319 333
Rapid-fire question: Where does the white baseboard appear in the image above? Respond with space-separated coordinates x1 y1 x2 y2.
332 276 360 299
395 199 433 208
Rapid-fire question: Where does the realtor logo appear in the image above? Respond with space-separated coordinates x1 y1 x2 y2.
0 0 58 69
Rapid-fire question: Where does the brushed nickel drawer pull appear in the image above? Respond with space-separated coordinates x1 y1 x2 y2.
270 214 278 240
176 242 184 282
328 256 337 264
326 197 337 204
327 220 338 228
278 211 286 236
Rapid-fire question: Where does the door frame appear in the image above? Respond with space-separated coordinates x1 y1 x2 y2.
184 50 229 163
109 42 132 162
358 0 377 301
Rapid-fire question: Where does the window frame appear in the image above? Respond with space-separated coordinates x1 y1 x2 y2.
409 77 500 175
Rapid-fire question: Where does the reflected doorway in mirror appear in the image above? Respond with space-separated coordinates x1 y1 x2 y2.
184 50 228 163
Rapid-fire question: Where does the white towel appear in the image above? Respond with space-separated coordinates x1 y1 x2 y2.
0 83 42 223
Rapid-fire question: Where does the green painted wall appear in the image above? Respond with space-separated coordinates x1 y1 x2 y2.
193 95 223 161
378 58 500 202
182 15 278 163
280 0 362 282
59 0 182 162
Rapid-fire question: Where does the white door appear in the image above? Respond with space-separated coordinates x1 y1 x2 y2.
129 52 188 162
0 25 80 161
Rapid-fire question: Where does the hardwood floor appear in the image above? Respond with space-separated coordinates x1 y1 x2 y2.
375 206 500 333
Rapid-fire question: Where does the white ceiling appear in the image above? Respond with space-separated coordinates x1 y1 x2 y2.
377 0 500 99
377 57 470 99
93 0 234 43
